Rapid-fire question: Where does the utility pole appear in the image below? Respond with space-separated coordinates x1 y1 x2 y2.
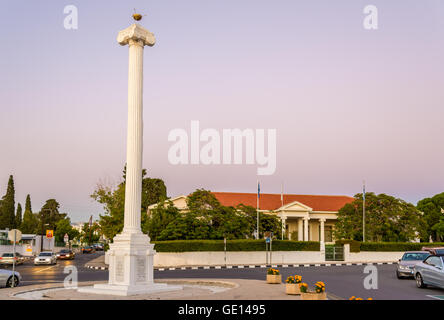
363 180 366 243
257 180 260 240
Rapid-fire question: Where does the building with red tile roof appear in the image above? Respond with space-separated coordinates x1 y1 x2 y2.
148 192 355 243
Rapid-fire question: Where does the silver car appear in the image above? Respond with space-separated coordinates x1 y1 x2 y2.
34 251 57 265
0 269 22 287
396 251 430 279
414 255 444 289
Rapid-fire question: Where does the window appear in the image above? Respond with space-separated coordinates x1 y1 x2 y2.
425 256 442 267
402 253 430 261
325 226 333 242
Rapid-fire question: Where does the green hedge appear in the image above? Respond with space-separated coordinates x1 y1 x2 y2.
360 242 444 252
335 239 361 253
152 240 320 252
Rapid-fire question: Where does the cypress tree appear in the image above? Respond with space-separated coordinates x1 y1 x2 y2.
0 175 15 229
15 203 22 229
22 194 36 234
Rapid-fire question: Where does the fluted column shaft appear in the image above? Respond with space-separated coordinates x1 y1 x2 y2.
303 217 310 241
123 39 144 233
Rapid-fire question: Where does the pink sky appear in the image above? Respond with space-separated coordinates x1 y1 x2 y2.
1 1 444 222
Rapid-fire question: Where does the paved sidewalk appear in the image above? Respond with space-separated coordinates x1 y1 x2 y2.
3 279 307 300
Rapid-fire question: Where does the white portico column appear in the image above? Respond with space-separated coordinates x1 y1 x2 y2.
319 218 326 252
303 217 310 241
281 216 286 240
298 218 303 241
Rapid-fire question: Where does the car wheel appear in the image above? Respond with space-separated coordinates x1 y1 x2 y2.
415 273 426 288
7 276 19 288
396 271 402 279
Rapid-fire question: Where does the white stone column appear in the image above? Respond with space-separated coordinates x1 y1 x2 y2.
298 218 303 241
319 218 326 252
78 24 181 296
303 217 310 241
123 38 145 234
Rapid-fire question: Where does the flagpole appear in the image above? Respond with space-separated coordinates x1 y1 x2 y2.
363 180 366 243
281 182 284 240
257 180 260 240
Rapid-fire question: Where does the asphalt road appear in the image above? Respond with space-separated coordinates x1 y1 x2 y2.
0 251 108 286
2 253 443 300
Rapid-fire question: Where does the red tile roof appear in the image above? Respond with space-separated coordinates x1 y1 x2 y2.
211 192 354 212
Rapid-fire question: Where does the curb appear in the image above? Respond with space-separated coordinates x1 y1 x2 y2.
85 261 395 271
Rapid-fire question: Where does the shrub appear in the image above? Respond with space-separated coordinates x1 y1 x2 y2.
335 239 361 252
152 240 320 252
360 242 444 252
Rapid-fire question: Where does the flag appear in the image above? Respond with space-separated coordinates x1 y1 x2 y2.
363 181 366 201
257 181 260 199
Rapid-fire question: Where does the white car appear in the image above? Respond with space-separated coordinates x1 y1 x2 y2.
34 252 57 265
0 269 21 287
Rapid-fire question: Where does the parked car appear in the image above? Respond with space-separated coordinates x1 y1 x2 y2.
422 247 444 256
396 251 430 279
0 269 21 287
414 254 444 289
81 246 95 254
56 249 75 260
34 252 57 265
0 253 26 266
92 244 104 251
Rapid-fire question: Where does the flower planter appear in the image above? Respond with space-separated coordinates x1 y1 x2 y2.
300 291 327 300
285 283 301 295
266 274 282 284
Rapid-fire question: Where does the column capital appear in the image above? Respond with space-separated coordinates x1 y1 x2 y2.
319 218 326 223
303 216 310 221
118 24 156 47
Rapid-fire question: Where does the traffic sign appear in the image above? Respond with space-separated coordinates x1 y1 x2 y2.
46 230 54 238
8 229 22 242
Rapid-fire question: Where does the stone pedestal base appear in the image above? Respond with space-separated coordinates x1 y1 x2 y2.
78 283 182 297
78 230 182 296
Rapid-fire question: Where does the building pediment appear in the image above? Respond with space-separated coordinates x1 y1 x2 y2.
278 201 313 212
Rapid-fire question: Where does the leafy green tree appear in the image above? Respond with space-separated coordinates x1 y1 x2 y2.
158 212 210 240
236 204 283 239
432 217 444 240
15 203 22 229
0 175 15 229
79 222 101 245
186 189 221 215
21 194 38 233
37 199 67 235
335 192 422 242
142 201 180 240
417 193 444 242
92 166 167 241
55 218 79 243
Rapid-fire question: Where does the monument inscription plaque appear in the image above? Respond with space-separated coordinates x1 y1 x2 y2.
136 257 146 282
115 256 124 282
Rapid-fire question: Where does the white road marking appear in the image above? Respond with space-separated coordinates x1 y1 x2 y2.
35 265 57 273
